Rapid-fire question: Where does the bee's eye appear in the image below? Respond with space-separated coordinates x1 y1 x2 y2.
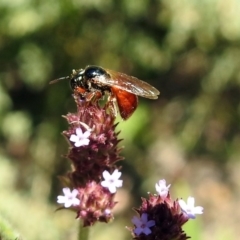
70 77 78 90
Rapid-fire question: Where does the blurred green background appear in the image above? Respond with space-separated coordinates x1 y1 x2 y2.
1 0 240 239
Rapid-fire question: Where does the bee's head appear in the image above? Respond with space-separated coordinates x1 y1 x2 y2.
70 65 107 91
70 69 85 91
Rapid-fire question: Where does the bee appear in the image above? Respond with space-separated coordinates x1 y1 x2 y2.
50 65 160 120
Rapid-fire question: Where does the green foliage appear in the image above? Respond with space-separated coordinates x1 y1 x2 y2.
0 214 20 240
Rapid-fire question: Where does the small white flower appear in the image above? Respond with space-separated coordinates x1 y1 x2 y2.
155 179 171 198
132 213 155 236
57 188 80 208
178 196 204 219
70 127 91 147
101 169 123 193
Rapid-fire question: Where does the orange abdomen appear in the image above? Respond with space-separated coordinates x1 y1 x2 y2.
111 86 138 120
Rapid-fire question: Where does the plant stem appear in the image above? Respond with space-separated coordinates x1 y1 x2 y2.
78 222 89 240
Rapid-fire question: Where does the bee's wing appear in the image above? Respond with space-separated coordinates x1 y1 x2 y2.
95 69 160 99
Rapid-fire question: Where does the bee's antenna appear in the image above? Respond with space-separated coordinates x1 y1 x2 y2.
49 76 70 85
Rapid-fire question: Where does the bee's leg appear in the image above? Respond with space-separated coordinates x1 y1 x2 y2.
91 91 103 103
76 91 102 103
105 95 118 118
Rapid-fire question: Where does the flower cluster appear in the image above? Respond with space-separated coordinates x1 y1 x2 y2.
128 179 203 240
55 86 204 238
57 95 123 226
